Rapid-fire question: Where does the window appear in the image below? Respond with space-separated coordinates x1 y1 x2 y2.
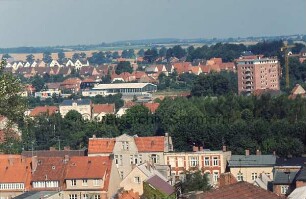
122 141 129 150
82 194 88 199
169 157 176 167
120 171 124 179
213 172 219 183
94 179 102 186
82 179 88 186
94 195 101 199
204 157 210 166
251 173 257 181
189 156 199 167
237 172 243 181
151 154 159 164
71 179 76 186
69 194 77 199
134 176 141 184
213 157 219 166
281 185 289 195
119 155 123 166
130 155 133 165
177 157 184 167
115 155 119 165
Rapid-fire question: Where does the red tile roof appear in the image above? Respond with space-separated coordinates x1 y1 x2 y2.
0 155 31 190
93 104 115 114
29 106 58 117
172 62 192 74
118 189 140 199
31 157 67 182
88 138 116 154
143 102 159 113
134 136 165 152
65 156 111 180
202 181 283 199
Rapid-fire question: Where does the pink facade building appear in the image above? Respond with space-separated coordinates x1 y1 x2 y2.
236 55 281 95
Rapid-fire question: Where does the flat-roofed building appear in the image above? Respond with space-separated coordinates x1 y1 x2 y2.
59 99 92 120
236 55 281 95
82 83 157 97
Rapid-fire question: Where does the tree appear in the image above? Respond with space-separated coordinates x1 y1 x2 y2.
72 53 80 61
144 48 158 63
1 54 12 59
58 52 66 63
121 49 135 59
159 46 167 58
89 52 109 65
112 51 120 59
0 60 26 120
115 61 133 75
43 52 52 63
191 73 231 96
32 75 45 92
26 54 35 63
0 60 27 153
181 171 211 193
137 49 145 57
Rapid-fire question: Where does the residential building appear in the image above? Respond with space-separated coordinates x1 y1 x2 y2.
191 181 283 199
60 78 82 94
59 99 92 120
0 155 31 198
29 106 59 118
289 84 306 99
64 156 120 199
236 55 281 95
92 103 116 121
34 90 61 99
14 191 62 199
142 175 176 199
119 163 169 195
228 150 276 184
164 146 231 186
31 156 68 191
88 133 173 179
272 157 306 196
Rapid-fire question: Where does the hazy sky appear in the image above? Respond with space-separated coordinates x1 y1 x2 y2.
0 0 305 47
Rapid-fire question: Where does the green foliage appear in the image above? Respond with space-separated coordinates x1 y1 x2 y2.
2 54 12 59
144 48 158 63
166 45 187 59
31 75 45 92
58 52 66 63
88 51 110 65
181 171 212 193
115 61 133 75
191 73 232 96
43 51 52 63
121 49 135 59
26 54 35 63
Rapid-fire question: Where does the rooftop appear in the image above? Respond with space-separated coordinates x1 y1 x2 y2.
60 99 91 106
93 83 156 90
228 155 276 167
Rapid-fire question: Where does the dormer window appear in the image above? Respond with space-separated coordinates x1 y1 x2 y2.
122 141 129 150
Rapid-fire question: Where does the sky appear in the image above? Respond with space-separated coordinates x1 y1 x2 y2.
0 0 305 48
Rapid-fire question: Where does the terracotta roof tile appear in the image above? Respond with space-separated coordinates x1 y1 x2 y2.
88 138 116 154
29 106 58 117
93 104 115 114
134 136 165 152
0 155 31 190
201 181 283 199
143 102 159 113
65 156 111 180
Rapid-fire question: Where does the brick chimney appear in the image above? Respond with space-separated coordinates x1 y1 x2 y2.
64 146 70 151
222 145 227 152
49 147 56 151
256 149 261 155
245 149 250 156
31 156 38 173
193 146 199 152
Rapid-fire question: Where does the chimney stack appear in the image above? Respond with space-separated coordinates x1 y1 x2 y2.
93 134 96 138
193 146 199 152
49 147 56 151
64 146 70 151
222 146 227 152
256 149 261 155
31 156 38 173
273 151 276 156
199 146 203 151
245 149 250 156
